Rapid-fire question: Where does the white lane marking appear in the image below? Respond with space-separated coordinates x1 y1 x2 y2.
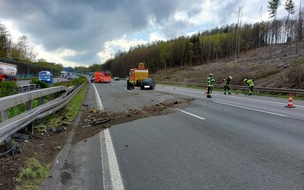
100 130 125 190
174 108 206 120
216 94 304 108
158 86 304 108
214 101 288 117
92 83 104 111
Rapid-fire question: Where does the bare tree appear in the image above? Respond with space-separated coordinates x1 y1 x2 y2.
268 0 281 44
296 4 303 53
285 0 295 42
235 7 242 59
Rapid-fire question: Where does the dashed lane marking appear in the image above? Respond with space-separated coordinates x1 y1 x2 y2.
100 130 125 190
174 108 206 120
92 83 104 111
214 101 288 117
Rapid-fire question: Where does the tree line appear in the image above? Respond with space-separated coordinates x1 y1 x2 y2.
0 23 63 77
98 0 303 78
0 0 302 78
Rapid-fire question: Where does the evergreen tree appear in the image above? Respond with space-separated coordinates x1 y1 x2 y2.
268 0 281 19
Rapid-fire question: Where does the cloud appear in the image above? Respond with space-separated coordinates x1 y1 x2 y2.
98 37 148 63
0 0 300 67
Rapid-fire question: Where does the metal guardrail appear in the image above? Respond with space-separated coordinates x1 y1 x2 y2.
157 81 304 95
0 84 84 143
17 84 40 93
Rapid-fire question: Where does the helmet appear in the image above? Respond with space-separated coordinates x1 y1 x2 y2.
229 76 233 79
209 73 213 76
243 79 247 82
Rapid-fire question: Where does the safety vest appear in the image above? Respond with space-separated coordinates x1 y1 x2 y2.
246 79 254 87
207 77 215 87
223 78 230 86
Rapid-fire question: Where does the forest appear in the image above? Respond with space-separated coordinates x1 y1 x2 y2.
0 0 302 78
94 0 303 77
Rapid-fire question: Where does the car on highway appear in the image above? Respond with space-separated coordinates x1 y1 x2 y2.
39 73 53 84
114 77 120 81
91 76 95 83
140 78 155 90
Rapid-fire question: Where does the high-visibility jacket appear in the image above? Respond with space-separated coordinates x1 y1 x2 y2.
207 77 215 87
246 79 254 87
223 78 231 87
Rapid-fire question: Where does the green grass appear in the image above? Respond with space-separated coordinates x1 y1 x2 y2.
16 158 50 190
14 77 88 189
295 58 304 65
44 81 88 127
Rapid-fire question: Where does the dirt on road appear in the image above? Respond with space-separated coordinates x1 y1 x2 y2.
0 93 193 190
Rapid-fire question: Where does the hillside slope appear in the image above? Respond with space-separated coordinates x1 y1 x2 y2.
152 42 304 89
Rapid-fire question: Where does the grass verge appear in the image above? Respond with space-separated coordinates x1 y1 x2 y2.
15 80 88 190
15 158 50 190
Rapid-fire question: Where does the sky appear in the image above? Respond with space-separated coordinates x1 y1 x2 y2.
0 0 301 68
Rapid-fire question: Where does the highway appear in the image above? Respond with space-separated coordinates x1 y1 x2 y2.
17 77 70 86
41 80 304 190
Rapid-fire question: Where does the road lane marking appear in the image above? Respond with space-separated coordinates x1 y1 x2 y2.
214 101 288 117
100 130 125 190
157 86 304 108
216 94 304 108
92 83 104 111
174 108 206 120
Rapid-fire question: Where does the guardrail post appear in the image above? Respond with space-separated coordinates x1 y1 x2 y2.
5 136 13 153
1 110 8 121
25 100 33 132
39 97 44 105
26 100 32 110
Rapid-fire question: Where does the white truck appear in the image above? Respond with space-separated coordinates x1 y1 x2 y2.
61 71 68 78
0 62 17 82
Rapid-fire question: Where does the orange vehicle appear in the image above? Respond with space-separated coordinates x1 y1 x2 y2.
129 63 149 86
93 71 111 83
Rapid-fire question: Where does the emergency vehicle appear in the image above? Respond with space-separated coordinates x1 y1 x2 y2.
93 71 111 83
129 63 149 86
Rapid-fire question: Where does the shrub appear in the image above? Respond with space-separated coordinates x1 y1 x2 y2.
0 81 18 97
30 78 49 89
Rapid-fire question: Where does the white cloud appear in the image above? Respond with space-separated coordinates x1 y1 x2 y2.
98 37 148 63
149 32 166 42
1 19 24 43
173 11 189 22
34 45 84 67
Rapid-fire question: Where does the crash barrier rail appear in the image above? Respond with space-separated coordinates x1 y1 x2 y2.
157 81 304 95
17 84 40 93
0 83 84 143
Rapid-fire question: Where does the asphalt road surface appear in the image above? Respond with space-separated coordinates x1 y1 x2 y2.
17 77 68 86
41 80 304 190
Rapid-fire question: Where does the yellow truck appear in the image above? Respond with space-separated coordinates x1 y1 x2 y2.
129 63 149 86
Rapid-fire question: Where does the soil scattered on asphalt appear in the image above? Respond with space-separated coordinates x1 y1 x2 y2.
0 96 193 190
72 97 192 143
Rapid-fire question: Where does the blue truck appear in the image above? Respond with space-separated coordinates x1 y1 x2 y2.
38 71 53 84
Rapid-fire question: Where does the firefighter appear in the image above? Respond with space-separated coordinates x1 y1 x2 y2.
223 76 232 95
126 77 131 90
130 80 135 90
244 79 254 95
207 73 215 98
